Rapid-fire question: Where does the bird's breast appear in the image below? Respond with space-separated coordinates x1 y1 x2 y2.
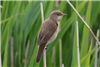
47 21 60 44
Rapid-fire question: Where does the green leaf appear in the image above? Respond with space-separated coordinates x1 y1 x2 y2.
1 1 21 54
80 46 100 65
28 44 38 66
3 43 8 67
80 1 92 66
85 38 93 66
71 1 78 66
1 14 25 24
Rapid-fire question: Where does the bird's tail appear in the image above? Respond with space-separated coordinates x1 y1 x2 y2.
35 43 46 63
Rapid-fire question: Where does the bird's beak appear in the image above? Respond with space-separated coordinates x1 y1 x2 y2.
62 13 67 16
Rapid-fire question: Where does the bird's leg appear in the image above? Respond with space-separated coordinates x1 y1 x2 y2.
45 47 47 49
45 45 48 50
45 46 48 49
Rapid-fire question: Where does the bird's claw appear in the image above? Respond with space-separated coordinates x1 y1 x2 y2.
45 47 47 50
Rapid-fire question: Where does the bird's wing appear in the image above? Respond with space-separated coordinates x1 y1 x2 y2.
37 19 57 46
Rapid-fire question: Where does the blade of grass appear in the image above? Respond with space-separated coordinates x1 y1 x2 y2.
1 13 25 24
71 1 78 67
2 42 8 67
44 1 55 19
80 1 92 66
1 1 21 54
21 2 40 63
63 20 74 66
71 21 78 67
85 38 93 66
28 44 38 66
1 1 9 36
90 1 100 27
80 46 100 65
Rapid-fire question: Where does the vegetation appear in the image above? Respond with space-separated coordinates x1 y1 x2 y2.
1 1 100 67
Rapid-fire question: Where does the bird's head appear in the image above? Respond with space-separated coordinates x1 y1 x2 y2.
50 11 67 21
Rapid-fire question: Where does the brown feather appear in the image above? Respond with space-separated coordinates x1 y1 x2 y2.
35 43 46 63
36 18 58 63
37 18 58 46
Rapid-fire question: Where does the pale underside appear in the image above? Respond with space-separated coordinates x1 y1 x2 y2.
47 21 60 45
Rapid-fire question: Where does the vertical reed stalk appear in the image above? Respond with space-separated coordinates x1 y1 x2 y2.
10 37 13 67
0 53 1 67
40 3 46 67
24 41 30 67
94 30 99 67
76 21 80 67
59 39 62 67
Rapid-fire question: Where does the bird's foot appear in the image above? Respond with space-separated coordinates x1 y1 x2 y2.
45 47 48 50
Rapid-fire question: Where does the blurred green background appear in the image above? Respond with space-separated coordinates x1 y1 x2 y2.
1 1 100 67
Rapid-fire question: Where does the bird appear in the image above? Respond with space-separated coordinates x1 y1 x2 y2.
35 10 67 63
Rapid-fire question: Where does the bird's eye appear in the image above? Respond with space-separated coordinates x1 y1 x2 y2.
57 14 59 16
